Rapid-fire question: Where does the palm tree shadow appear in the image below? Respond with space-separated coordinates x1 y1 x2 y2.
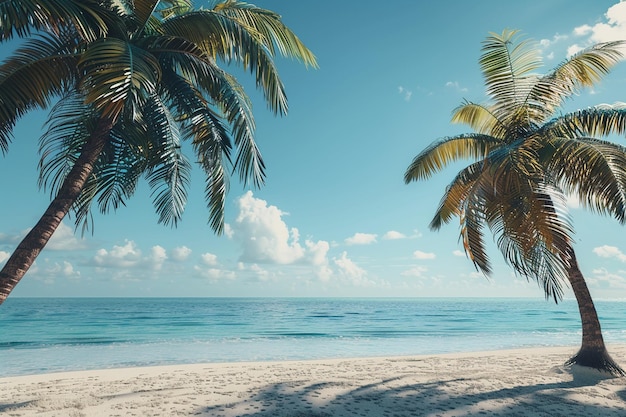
197 367 626 416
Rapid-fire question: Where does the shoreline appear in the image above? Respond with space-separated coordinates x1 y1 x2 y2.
2 345 626 416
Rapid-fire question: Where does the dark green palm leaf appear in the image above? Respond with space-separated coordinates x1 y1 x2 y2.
79 38 161 119
143 94 191 227
0 32 79 151
0 0 109 41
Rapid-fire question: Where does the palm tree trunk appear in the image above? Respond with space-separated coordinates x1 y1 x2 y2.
0 117 113 304
565 246 624 375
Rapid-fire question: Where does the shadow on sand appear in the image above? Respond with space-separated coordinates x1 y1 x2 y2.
196 366 626 417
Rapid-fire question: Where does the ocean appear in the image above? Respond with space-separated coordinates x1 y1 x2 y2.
1 297 626 377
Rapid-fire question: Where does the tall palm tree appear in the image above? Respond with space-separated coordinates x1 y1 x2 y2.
0 0 316 303
405 29 626 375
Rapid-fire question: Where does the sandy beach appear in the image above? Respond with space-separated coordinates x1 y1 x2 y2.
2 345 626 416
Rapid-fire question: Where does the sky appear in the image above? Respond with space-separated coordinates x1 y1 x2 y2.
4 0 626 300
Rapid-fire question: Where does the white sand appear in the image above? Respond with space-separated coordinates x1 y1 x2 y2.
2 345 626 416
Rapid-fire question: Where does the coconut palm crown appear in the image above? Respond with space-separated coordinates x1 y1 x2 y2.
0 0 317 303
405 29 626 375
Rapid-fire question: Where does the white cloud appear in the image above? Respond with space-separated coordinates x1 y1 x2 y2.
398 86 412 101
149 245 167 270
224 223 234 239
334 251 369 285
383 231 406 240
453 250 466 257
200 252 218 266
593 245 626 262
567 44 585 57
445 81 468 93
401 266 428 277
93 240 168 270
413 250 436 260
568 2 626 56
94 240 142 268
345 233 377 245
47 222 87 251
0 251 9 263
231 192 330 267
590 267 626 289
304 240 329 266
233 191 304 263
194 265 236 281
565 193 580 209
171 246 192 262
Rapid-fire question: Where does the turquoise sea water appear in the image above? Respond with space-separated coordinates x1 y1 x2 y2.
1 297 626 377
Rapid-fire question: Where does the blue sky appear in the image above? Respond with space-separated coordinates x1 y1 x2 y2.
3 0 626 299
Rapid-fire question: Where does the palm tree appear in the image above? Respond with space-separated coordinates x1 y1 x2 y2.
405 29 626 375
0 0 316 303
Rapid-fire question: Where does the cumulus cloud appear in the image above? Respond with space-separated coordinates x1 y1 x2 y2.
231 192 330 269
413 250 436 260
568 2 626 56
48 261 80 278
334 251 368 285
224 224 234 239
94 240 142 268
593 245 626 262
590 267 626 289
383 231 406 240
401 266 428 277
149 245 167 270
93 240 168 270
47 222 87 250
171 246 192 262
193 265 236 281
200 252 218 266
345 233 377 245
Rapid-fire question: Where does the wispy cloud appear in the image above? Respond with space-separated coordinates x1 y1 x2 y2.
398 86 413 101
445 81 468 93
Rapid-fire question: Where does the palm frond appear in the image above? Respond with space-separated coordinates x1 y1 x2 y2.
528 42 624 120
451 100 510 137
0 0 109 41
404 133 500 183
143 94 191 227
546 136 626 223
38 92 96 197
480 29 542 111
161 8 289 115
79 37 161 120
213 0 317 68
430 161 482 230
0 32 79 152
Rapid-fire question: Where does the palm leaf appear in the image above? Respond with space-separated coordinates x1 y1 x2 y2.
79 37 161 119
527 42 624 121
546 136 626 223
0 0 109 41
405 133 500 182
0 32 79 151
213 0 317 67
143 94 191 227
